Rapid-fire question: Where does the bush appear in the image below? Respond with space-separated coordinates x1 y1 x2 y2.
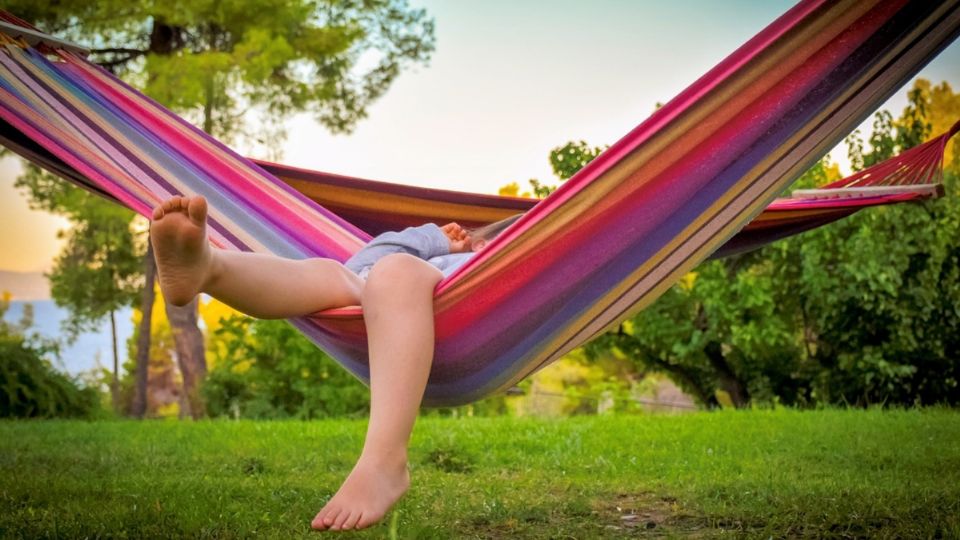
203 316 369 419
0 300 100 418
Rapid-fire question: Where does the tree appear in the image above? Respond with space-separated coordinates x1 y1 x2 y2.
499 141 608 199
9 0 436 143
10 0 436 417
591 79 960 407
14 169 143 411
776 81 960 405
515 79 960 408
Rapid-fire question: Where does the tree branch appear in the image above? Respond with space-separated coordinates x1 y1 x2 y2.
90 47 145 54
96 52 145 70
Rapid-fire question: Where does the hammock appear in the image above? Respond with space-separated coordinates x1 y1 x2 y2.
1 0 958 405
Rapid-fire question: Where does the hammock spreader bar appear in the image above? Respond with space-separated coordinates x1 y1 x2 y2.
1 1 958 406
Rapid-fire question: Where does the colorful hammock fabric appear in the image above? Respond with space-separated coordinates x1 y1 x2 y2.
1 0 958 405
252 138 955 259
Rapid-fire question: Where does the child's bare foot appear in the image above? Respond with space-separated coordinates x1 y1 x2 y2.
150 195 214 306
311 454 410 531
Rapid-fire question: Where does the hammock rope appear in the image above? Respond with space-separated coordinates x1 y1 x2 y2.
1 0 958 405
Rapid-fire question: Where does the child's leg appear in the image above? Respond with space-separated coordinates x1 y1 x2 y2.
151 195 363 318
203 251 362 318
312 253 443 531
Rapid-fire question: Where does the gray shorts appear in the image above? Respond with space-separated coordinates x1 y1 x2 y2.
354 266 372 281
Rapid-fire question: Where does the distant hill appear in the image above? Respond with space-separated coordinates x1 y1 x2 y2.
0 270 50 301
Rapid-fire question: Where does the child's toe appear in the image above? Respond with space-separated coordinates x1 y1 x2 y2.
343 512 362 530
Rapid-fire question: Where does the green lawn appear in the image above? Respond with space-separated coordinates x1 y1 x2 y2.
1 408 958 539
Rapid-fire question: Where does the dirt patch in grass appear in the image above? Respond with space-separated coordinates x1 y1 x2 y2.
454 490 714 539
593 492 717 538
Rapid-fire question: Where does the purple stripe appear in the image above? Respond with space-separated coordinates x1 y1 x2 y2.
22 52 180 200
76 56 369 243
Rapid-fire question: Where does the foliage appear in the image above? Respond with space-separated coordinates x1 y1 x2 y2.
10 0 436 145
913 80 960 167
513 79 960 409
549 140 608 181
0 293 100 418
1 410 959 538
590 79 960 408
774 93 960 406
499 141 608 199
428 350 646 418
202 316 369 419
135 276 368 424
507 350 645 416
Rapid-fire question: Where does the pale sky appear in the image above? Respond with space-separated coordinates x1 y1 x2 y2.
2 0 958 274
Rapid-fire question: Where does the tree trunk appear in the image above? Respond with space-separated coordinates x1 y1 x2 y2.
110 309 119 412
203 77 215 135
691 304 747 408
166 296 207 419
131 243 156 418
704 342 751 408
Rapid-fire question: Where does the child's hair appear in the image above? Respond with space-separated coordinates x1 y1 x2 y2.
467 213 524 243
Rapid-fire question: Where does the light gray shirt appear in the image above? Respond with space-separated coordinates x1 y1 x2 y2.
344 223 475 279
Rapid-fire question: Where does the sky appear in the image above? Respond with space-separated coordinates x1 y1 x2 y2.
1 0 958 276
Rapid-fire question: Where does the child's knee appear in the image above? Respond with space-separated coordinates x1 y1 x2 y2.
307 258 363 305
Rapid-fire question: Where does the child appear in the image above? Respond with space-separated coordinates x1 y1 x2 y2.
149 195 520 531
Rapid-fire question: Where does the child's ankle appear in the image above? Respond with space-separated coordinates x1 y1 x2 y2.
359 448 408 470
199 251 223 293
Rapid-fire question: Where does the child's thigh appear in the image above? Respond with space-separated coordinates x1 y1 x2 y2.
363 253 443 294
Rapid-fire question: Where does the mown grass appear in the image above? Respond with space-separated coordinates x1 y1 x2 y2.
1 408 958 539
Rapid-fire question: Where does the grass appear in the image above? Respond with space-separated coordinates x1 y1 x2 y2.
1 408 958 538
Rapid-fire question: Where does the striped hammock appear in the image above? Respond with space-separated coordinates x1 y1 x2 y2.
1 0 958 405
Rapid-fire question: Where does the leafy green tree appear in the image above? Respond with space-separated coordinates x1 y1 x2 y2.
14 169 143 411
549 140 608 180
9 0 436 143
776 83 960 405
519 79 960 408
9 0 435 417
501 141 608 199
592 79 960 407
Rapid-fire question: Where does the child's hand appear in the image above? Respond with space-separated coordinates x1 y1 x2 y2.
441 223 471 253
